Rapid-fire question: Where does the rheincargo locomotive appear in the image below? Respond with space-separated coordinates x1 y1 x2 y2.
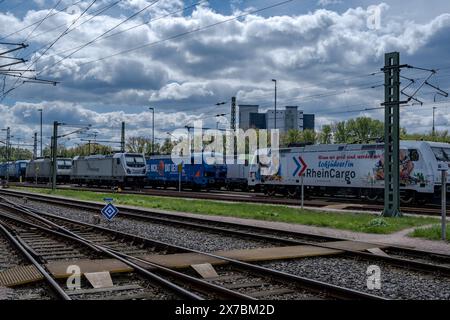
248 141 450 204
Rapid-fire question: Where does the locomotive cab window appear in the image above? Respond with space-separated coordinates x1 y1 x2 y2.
125 155 146 168
431 147 450 162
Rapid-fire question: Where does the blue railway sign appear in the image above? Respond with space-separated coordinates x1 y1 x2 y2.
101 198 119 221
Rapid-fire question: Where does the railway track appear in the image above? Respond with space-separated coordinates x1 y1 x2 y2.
1 188 449 296
9 183 449 216
0 197 384 300
2 188 450 270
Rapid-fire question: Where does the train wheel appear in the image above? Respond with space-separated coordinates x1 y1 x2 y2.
400 191 415 204
365 190 379 202
266 187 276 197
287 187 298 198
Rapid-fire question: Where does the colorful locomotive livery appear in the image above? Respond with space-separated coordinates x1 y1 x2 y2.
249 141 450 203
147 154 227 190
0 141 449 203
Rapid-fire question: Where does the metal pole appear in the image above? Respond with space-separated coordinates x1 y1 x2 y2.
432 107 436 136
272 79 277 130
231 97 236 130
152 108 155 155
442 169 447 241
178 163 182 192
33 132 37 159
121 122 125 153
382 52 401 217
39 109 43 157
5 127 10 183
301 173 304 210
51 121 58 191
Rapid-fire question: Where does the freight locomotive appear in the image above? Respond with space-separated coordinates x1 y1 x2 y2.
71 153 147 187
147 153 227 190
0 161 29 181
25 158 73 183
248 141 450 203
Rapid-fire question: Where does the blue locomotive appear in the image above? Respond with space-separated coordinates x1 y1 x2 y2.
146 153 227 190
0 160 29 181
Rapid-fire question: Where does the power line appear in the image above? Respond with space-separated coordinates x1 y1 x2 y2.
22 0 123 61
37 0 161 76
45 0 296 72
47 0 209 58
0 0 85 41
1 0 98 101
21 0 63 43
25 0 122 44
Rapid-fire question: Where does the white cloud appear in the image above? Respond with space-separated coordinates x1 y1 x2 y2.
1 2 449 135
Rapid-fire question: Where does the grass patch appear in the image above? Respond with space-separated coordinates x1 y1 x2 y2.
409 225 450 242
13 187 438 234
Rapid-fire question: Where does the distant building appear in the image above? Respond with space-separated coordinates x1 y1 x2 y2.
249 113 267 129
238 104 315 133
238 105 259 131
303 114 315 131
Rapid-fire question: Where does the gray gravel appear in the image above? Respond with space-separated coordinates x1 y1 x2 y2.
5 196 450 300
0 236 23 271
0 284 53 300
14 198 273 252
261 256 450 300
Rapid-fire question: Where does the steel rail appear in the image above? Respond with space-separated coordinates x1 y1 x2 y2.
0 197 387 300
0 205 257 300
2 189 449 272
0 220 71 300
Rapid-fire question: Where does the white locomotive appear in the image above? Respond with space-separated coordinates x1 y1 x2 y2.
248 141 450 203
71 153 147 187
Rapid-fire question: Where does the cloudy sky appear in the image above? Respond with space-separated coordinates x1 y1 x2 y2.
0 0 450 150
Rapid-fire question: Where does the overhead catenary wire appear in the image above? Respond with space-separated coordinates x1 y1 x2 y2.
0 0 85 41
20 0 122 62
1 0 98 101
39 0 296 75
37 0 161 76
46 0 210 58
21 0 63 44
25 0 122 43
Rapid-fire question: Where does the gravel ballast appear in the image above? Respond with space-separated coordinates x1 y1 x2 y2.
261 257 450 300
14 197 274 252
5 196 450 300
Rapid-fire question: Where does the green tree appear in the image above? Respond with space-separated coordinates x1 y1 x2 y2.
319 125 332 144
332 117 384 143
401 129 450 143
281 129 317 146
333 121 350 144
160 138 175 155
126 136 159 155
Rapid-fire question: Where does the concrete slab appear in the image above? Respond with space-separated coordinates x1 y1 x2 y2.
141 245 343 268
84 271 114 289
46 259 133 278
190 263 219 279
322 240 389 251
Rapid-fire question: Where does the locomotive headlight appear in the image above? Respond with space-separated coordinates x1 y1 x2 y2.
127 169 131 174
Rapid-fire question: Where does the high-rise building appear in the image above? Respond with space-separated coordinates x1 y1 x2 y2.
238 105 259 130
238 104 314 133
303 114 315 131
266 106 307 133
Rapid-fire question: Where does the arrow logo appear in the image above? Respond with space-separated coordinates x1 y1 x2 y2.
293 156 308 177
